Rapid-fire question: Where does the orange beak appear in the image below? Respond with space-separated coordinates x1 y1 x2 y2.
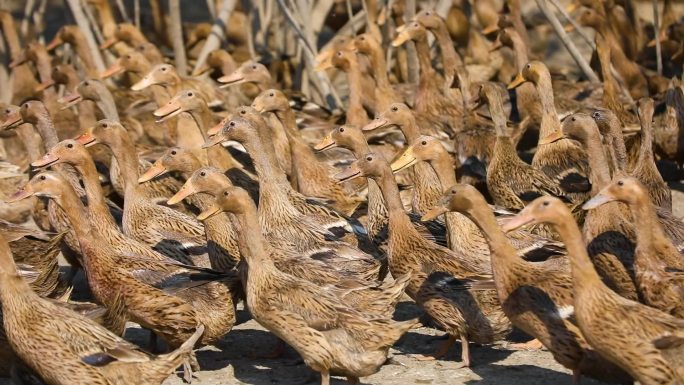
153 99 183 123
217 71 245 87
45 35 64 51
75 130 97 147
99 36 118 50
34 79 56 92
31 152 60 168
334 162 363 183
138 161 168 183
361 117 390 131
167 180 198 205
6 185 34 203
100 60 125 79
59 92 83 109
0 110 23 130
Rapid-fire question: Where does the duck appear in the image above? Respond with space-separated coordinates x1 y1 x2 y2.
0 231 205 384
139 149 241 272
199 184 418 385
0 11 39 104
99 50 154 81
76 120 209 267
201 116 382 282
350 33 401 111
546 112 638 300
191 48 239 78
131 63 222 107
217 60 275 99
425 184 631 385
36 64 98 129
362 103 444 215
335 153 511 364
508 61 591 205
475 82 567 210
99 23 148 51
44 25 100 78
314 123 448 249
584 177 684 319
505 195 684 385
9 170 236 378
391 134 567 264
252 89 361 215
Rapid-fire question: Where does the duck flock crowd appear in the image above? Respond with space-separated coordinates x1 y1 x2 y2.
0 0 684 384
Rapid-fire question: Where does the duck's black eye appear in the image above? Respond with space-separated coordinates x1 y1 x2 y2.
339 127 345 133
200 171 206 177
83 81 89 86
391 106 398 112
251 65 257 70
425 11 431 15
421 140 427 145
224 191 229 196
125 55 131 59
187 92 193 97
451 188 457 194
571 117 576 122
617 180 624 186
366 156 373 161
239 109 246 114
4 109 9 114
161 67 167 72
66 143 73 148
526 64 531 69
170 150 177 155
102 123 108 128
542 201 550 206
269 92 274 97
360 36 365 40
40 175 46 180
229 121 235 127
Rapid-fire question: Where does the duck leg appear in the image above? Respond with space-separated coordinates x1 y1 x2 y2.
412 334 458 361
321 370 330 385
508 338 544 350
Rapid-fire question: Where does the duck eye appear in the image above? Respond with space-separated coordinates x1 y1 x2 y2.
83 81 89 86
187 92 193 97
251 65 257 70
102 123 108 128
4 109 9 114
161 67 167 71
526 64 531 69
200 171 206 177
269 93 274 97
125 55 131 59
571 117 576 122
40 175 46 180
229 121 235 127
391 106 398 112
617 180 624 186
360 36 365 40
366 156 373 161
421 140 427 145
223 191 229 196
66 143 73 149
170 150 177 155
542 201 550 206
339 127 345 133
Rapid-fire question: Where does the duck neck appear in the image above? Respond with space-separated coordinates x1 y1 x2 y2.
344 60 368 119
534 76 562 139
398 117 421 144
34 52 56 99
346 138 371 159
430 22 470 98
31 112 60 150
95 92 120 121
0 15 21 58
53 185 96 246
629 194 665 255
428 153 457 190
366 44 391 90
466 204 520 271
109 134 141 197
583 130 612 193
606 120 627 172
232 203 272 266
637 113 655 165
73 156 115 225
554 217 604 291
73 36 99 78
239 129 289 187
509 32 529 72
190 105 214 140
16 124 44 162
374 169 413 234
415 37 436 80
95 2 117 38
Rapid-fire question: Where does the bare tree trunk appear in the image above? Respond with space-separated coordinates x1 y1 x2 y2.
192 0 237 75
653 0 662 76
168 0 187 75
405 0 419 84
134 0 141 29
65 0 106 72
535 0 598 82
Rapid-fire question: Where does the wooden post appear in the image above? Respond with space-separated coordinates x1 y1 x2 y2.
193 0 238 75
65 0 106 72
168 0 188 75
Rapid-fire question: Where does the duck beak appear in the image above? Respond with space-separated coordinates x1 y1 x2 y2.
31 152 60 168
153 99 183 123
131 75 154 91
334 163 362 183
100 60 125 79
45 35 63 51
9 53 27 68
207 120 224 137
489 39 503 52
75 128 97 147
0 110 23 130
138 161 167 183
251 100 265 113
507 73 526 89
217 71 245 87
313 132 336 152
197 203 221 221
314 50 334 71
390 146 418 173
6 185 34 203
192 62 211 76
582 192 615 210
59 92 83 109
565 1 579 13
362 117 390 131
421 206 448 222
34 79 56 92
564 23 576 33
500 210 535 233
647 31 667 48
482 24 500 35
99 36 118 50
168 181 197 205
391 26 411 47
202 134 224 149
538 130 565 145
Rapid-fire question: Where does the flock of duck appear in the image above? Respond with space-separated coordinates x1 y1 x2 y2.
0 0 683 384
